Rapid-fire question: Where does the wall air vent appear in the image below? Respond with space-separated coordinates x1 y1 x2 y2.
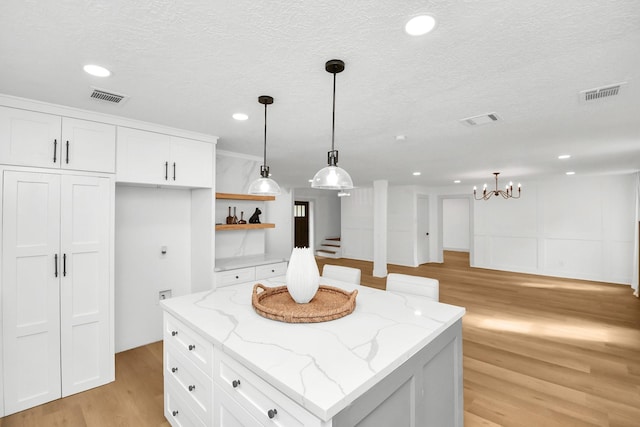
89 87 128 104
580 82 626 102
460 112 500 126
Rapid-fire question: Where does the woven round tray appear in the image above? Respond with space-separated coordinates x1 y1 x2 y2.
252 283 358 323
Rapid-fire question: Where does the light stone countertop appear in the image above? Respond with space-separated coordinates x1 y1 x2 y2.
214 254 288 271
161 277 465 421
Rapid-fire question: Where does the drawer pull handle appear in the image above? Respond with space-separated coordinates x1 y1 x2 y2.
268 409 278 419
271 269 275 272
235 275 239 279
188 385 196 392
172 410 179 416
232 379 241 388
188 344 196 351
171 331 178 336
171 367 178 373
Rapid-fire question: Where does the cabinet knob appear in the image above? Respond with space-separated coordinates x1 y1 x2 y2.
172 410 179 417
235 275 239 279
232 379 241 388
271 269 275 273
268 409 278 419
171 367 178 373
188 385 196 392
188 344 196 351
171 330 178 336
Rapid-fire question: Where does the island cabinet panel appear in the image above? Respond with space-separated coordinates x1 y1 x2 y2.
165 378 208 427
164 313 214 377
213 383 261 427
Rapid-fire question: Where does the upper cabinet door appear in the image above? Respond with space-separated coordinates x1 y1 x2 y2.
116 127 172 185
0 106 62 168
170 136 213 188
61 118 116 173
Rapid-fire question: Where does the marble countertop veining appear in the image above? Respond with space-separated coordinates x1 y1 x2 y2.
161 277 465 421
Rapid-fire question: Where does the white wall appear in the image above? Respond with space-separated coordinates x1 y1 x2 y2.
115 186 192 352
443 198 470 251
341 187 374 261
215 150 293 260
294 188 341 250
340 174 635 285
473 174 635 284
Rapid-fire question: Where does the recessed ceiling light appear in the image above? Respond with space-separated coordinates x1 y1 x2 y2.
396 135 406 142
83 64 111 77
566 171 575 175
413 172 421 176
405 15 436 36
558 154 571 160
308 179 313 183
232 113 248 121
454 180 461 184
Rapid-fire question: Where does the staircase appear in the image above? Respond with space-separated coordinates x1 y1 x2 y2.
315 237 342 259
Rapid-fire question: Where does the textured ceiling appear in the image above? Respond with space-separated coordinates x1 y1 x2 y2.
1 0 639 188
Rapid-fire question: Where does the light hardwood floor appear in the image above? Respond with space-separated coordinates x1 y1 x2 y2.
2 251 639 426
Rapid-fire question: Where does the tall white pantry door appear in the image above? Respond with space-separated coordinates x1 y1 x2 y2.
2 171 62 414
60 174 112 396
2 171 112 415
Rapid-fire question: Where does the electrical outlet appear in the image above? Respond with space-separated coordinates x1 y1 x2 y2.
159 290 172 302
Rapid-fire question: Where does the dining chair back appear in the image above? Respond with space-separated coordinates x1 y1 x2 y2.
322 265 361 285
386 273 439 301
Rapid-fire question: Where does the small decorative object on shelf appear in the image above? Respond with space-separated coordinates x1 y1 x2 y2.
238 211 247 224
249 208 262 224
286 247 320 303
226 206 233 224
232 207 239 224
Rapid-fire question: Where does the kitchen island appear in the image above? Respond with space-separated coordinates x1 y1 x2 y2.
161 277 465 426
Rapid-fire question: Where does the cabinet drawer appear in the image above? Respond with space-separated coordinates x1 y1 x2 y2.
164 313 213 376
214 350 321 427
214 383 262 427
255 262 287 280
165 379 207 427
165 342 212 421
216 267 256 288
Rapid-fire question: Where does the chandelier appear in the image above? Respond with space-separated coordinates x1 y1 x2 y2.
473 172 521 200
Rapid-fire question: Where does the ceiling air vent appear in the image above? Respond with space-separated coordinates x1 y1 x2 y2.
460 112 500 126
580 82 626 102
89 87 128 104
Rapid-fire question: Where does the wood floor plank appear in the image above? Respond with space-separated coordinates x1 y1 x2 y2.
1 252 638 426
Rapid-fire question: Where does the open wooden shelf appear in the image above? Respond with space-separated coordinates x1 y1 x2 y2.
216 192 275 201
215 223 275 231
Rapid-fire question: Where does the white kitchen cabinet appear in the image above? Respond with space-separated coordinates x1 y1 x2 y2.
0 106 116 173
1 169 114 415
116 127 212 188
215 261 287 289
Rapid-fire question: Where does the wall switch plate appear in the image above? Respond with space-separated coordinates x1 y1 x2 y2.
159 289 172 303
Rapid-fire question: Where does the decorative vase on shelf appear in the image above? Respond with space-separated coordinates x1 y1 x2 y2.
286 247 320 304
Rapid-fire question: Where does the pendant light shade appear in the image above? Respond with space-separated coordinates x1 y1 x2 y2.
311 59 354 190
248 95 281 196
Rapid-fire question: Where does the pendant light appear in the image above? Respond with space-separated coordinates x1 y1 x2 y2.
311 59 354 190
248 95 281 196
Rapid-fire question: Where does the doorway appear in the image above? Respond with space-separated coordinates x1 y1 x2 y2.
294 201 310 248
417 196 430 265
437 195 473 265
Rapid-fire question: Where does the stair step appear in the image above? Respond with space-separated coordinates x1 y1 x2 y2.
322 243 340 247
326 237 341 241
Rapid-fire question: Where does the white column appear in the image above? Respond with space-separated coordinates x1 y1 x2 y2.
373 180 388 277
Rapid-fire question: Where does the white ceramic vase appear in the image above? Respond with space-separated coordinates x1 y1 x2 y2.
286 247 320 304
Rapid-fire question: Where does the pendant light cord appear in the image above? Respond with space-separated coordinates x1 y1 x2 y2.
263 102 268 168
331 71 336 152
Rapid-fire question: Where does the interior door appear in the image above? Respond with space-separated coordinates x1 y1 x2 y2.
2 171 62 414
294 201 309 247
60 175 113 396
417 196 430 264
